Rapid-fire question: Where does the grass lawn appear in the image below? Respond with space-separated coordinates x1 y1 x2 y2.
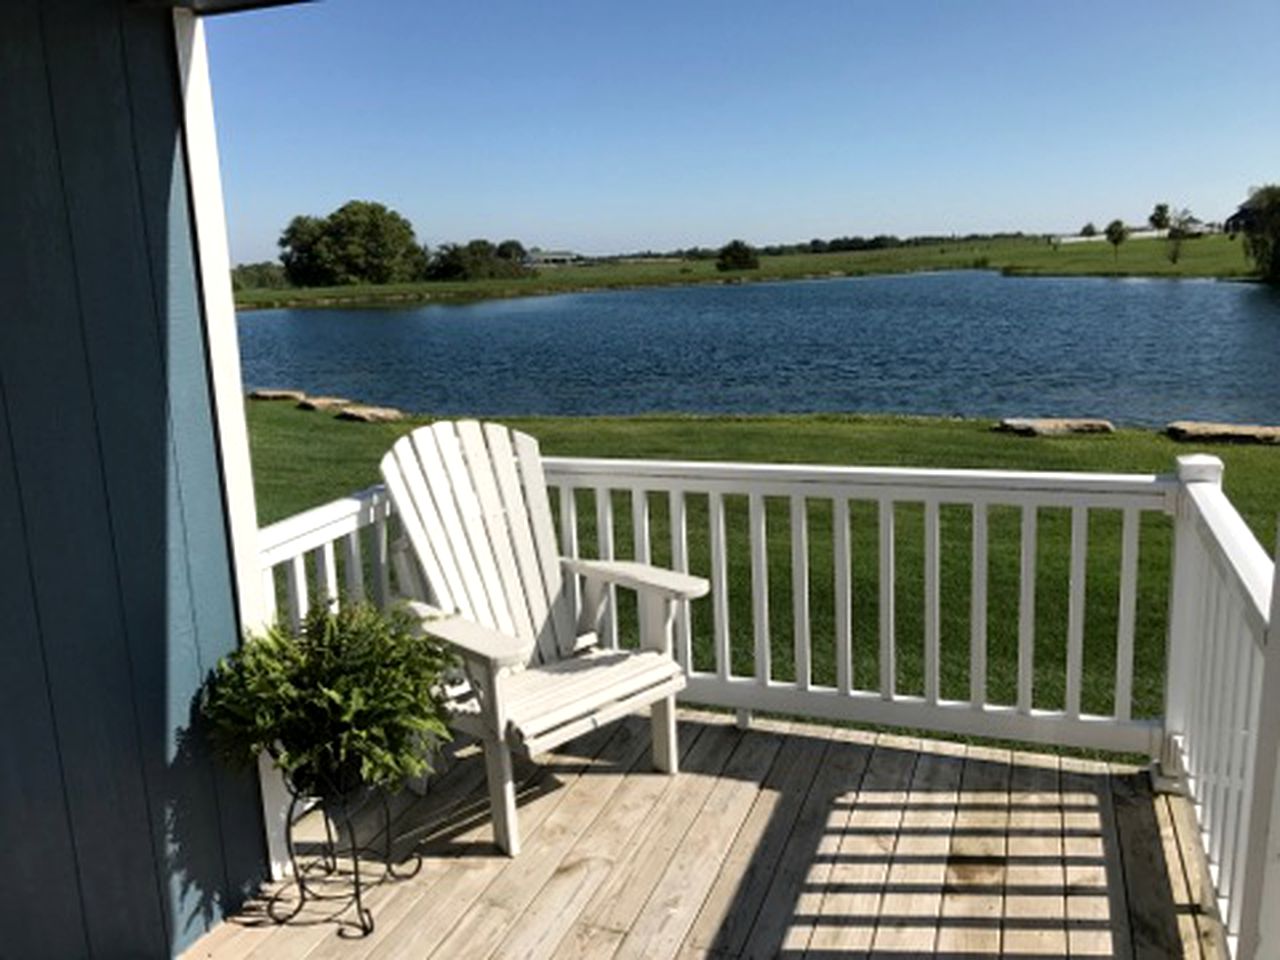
250 404 1280 735
236 234 1256 311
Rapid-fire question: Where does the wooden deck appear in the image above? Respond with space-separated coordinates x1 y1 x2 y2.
184 711 1225 960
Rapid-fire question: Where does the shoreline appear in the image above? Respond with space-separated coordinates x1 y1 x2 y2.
234 235 1255 311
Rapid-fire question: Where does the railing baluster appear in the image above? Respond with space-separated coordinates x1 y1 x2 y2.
970 503 988 708
669 489 692 671
1114 508 1139 722
559 485 579 617
1192 570 1222 795
1219 620 1254 906
1187 550 1218 788
633 489 651 645
285 554 308 632
834 498 852 695
1205 593 1235 869
709 492 730 680
791 496 811 691
261 567 278 625
749 492 771 686
878 499 895 700
1213 604 1246 871
372 508 389 610
559 486 579 557
924 500 941 705
315 542 339 609
1017 505 1038 714
1066 506 1088 718
631 489 650 563
341 530 365 602
1228 652 1265 935
595 487 616 648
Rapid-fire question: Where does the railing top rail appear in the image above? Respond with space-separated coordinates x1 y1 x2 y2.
258 484 389 565
1186 482 1274 633
543 455 1178 502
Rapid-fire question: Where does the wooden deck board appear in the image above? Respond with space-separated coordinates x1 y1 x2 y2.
682 725 827 955
182 713 1226 960
806 733 919 955
1061 754 1130 959
939 744 1009 956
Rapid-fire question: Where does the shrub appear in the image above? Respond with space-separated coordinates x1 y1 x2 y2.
1228 185 1280 285
202 602 454 798
716 239 760 272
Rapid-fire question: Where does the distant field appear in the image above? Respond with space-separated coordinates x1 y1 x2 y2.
235 234 1255 310
250 405 1280 727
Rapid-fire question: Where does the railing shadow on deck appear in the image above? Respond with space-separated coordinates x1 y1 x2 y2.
334 716 1188 959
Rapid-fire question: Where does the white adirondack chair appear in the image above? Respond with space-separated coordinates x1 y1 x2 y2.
380 420 709 855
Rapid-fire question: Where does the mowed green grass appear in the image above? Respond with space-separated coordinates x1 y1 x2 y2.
249 404 1280 728
236 234 1255 311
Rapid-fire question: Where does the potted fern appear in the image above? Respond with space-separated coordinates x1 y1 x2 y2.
202 600 454 803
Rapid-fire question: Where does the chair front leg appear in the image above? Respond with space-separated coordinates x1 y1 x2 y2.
470 662 521 855
640 593 680 774
483 738 520 855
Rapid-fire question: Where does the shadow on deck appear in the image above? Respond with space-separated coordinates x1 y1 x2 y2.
183 712 1226 959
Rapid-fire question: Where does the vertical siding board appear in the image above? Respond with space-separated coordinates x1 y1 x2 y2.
0 386 89 957
123 9 265 928
0 1 168 955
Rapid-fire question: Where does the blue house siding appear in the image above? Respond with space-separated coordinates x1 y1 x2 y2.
0 2 265 956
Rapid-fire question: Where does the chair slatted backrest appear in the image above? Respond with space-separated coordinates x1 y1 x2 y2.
381 420 576 666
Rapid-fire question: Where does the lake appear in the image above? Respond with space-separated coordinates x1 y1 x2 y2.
238 271 1280 426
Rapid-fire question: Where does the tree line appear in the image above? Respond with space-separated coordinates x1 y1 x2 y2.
231 200 537 291
233 188 1280 290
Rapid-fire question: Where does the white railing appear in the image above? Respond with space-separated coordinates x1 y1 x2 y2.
544 457 1177 754
258 486 393 630
1163 457 1280 958
254 453 1280 958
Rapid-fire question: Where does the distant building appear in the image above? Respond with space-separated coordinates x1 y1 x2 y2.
526 248 583 266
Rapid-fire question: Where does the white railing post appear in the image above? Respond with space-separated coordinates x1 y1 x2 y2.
1237 535 1280 959
1163 454 1224 773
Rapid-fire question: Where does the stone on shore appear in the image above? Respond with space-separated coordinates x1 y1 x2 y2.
335 405 404 423
297 396 353 411
995 417 1115 437
248 388 305 402
1165 421 1280 445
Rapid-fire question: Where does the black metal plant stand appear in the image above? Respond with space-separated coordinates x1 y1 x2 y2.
269 781 422 936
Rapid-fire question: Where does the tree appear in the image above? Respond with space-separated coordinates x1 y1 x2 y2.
424 243 469 280
1166 208 1194 265
231 260 289 291
278 201 427 286
425 238 532 281
1148 203 1171 231
495 239 527 262
1104 219 1128 261
1080 222 1098 238
716 239 759 272
278 215 330 287
1227 185 1280 285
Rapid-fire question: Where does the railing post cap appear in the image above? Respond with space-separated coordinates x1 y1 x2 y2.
1176 454 1224 484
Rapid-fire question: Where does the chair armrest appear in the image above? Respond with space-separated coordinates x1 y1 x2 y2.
402 601 529 669
561 558 710 601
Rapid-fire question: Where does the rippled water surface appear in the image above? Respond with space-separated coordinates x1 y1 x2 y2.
239 272 1280 426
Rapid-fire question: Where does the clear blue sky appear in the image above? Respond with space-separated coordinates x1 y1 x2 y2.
207 0 1280 263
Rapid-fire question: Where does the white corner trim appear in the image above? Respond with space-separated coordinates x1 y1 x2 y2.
173 10 290 880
